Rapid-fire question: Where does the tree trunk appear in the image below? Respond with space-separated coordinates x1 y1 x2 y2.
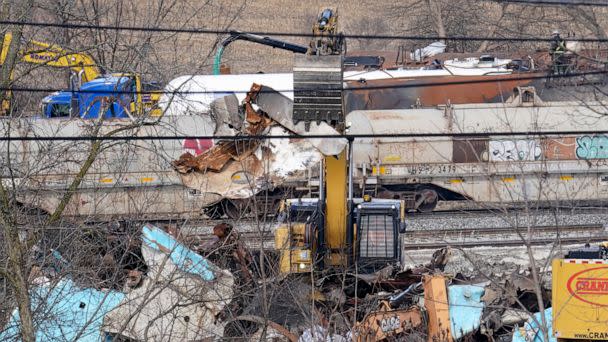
0 2 46 340
426 0 446 43
476 4 507 53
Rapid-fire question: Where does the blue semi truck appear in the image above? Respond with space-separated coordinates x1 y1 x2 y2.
40 74 162 119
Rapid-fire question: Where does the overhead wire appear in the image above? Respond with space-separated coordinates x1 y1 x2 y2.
3 130 608 142
1 15 607 142
493 0 608 6
3 20 608 42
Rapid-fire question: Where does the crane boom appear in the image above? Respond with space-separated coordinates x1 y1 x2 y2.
213 31 308 75
1 32 103 115
2 32 102 84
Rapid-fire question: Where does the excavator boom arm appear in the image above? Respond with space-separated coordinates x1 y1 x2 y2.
2 32 101 83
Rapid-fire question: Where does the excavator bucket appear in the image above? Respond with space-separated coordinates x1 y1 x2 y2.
292 55 343 131
253 84 347 156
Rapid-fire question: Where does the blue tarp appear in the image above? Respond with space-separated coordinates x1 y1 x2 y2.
141 224 216 281
512 308 556 342
0 278 124 342
448 284 485 340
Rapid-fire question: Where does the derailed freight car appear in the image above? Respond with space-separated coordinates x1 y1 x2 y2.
347 89 608 211
0 113 320 220
0 115 222 220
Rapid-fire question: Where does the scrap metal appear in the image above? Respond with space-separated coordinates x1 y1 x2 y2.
173 83 271 174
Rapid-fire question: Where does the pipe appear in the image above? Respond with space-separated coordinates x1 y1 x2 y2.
212 45 226 75
213 31 308 75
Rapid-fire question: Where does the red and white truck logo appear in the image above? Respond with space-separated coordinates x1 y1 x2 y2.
567 266 608 306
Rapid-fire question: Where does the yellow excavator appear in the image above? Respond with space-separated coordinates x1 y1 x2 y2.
275 6 403 275
0 32 161 116
271 8 454 341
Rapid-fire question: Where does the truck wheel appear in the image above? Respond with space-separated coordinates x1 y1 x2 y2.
415 189 438 213
203 203 224 220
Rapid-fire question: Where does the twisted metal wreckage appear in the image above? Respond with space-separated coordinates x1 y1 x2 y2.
0 220 564 341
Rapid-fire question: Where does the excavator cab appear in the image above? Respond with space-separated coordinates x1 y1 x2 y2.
310 7 343 56
275 197 405 275
354 198 406 272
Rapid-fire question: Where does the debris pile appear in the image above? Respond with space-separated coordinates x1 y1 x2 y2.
0 224 564 341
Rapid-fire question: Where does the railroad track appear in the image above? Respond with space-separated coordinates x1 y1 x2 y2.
186 224 608 251
402 224 607 249
408 206 608 219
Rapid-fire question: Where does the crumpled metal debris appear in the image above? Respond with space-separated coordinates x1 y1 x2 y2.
173 84 271 174
172 84 324 200
102 224 235 341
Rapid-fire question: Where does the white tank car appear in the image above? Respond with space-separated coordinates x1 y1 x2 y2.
159 73 295 117
158 59 514 118
346 93 608 211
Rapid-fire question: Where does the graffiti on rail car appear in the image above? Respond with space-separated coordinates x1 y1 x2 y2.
576 135 608 160
371 135 608 178
543 137 577 160
489 139 542 162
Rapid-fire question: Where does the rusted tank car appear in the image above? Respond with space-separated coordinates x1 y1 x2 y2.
348 90 608 211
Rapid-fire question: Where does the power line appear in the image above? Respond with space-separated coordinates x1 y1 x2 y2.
3 20 608 43
2 130 608 142
495 0 608 6
3 70 607 95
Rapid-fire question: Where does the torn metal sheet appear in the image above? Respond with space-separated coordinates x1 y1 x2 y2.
177 125 322 199
0 278 125 342
102 224 234 341
448 284 485 340
210 94 242 132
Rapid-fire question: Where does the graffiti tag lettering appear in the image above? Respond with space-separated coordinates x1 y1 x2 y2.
576 135 608 159
489 140 542 162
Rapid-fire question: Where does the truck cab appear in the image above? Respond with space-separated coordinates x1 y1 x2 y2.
41 74 161 119
274 197 406 275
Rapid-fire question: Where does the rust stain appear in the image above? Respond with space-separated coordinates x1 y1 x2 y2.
173 84 271 174
345 72 544 112
363 112 406 120
453 138 488 163
543 137 576 160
